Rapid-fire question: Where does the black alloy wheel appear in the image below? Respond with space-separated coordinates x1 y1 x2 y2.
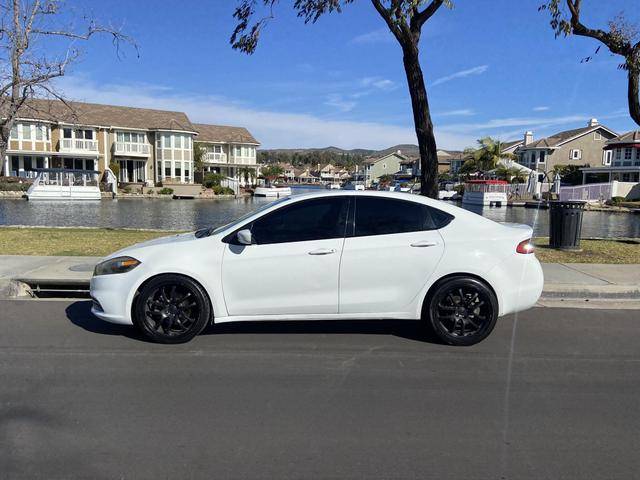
133 274 211 344
427 277 498 346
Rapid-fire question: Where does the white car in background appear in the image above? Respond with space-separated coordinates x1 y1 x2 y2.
90 191 543 346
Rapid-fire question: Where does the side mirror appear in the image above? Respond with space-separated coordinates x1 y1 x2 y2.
236 229 253 245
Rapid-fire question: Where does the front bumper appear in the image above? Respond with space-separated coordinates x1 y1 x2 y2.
90 273 139 325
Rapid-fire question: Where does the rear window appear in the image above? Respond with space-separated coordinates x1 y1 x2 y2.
354 197 453 237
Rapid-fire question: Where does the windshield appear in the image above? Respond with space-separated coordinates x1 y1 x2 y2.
200 197 291 237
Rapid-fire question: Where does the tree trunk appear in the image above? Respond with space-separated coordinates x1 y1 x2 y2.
401 43 438 198
628 65 640 128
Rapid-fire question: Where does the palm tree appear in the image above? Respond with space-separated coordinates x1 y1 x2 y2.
495 165 526 183
260 165 284 186
467 137 517 173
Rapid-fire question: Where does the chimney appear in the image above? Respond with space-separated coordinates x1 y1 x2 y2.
524 131 534 146
588 118 599 127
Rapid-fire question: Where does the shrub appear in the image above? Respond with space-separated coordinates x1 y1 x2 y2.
203 173 225 189
147 189 154 195
108 162 120 177
0 181 30 191
213 185 235 195
121 185 133 194
158 187 174 195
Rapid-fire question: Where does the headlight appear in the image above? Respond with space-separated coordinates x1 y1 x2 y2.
93 256 141 276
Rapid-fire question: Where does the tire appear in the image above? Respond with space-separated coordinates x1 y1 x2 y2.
425 277 498 347
133 274 212 344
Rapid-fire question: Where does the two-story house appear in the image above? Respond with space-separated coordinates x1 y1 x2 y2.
3 99 198 185
193 123 260 187
515 119 618 174
580 131 640 184
359 151 407 187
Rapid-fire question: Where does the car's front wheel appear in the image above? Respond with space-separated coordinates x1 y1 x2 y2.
426 277 498 346
133 274 211 344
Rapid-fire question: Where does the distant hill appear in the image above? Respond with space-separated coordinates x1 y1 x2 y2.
260 144 420 159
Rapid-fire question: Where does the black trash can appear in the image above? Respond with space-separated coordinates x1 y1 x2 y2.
548 201 586 250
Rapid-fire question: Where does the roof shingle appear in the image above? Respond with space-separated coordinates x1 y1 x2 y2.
194 123 259 145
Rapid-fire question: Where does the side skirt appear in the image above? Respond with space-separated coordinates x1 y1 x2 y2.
213 312 419 324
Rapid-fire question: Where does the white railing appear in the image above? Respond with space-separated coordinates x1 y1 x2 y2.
203 152 227 163
60 138 99 152
229 156 256 165
220 176 239 195
114 142 150 156
560 182 612 202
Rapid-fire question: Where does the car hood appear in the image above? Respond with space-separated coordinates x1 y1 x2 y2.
106 232 196 259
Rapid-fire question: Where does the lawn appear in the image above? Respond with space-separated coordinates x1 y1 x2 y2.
533 237 640 264
0 227 182 256
0 227 638 263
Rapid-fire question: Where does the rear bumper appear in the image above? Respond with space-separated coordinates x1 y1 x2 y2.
488 254 544 316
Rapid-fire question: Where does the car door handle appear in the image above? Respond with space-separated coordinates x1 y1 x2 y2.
308 248 336 255
410 241 439 248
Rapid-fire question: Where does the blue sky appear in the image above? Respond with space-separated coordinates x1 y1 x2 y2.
56 0 639 150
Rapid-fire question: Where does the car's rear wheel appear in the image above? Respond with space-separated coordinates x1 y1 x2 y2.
133 274 211 344
426 277 498 346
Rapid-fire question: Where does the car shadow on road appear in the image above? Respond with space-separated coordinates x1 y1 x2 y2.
66 300 443 344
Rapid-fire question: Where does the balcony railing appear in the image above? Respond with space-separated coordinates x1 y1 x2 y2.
60 138 99 152
114 142 150 156
203 152 228 164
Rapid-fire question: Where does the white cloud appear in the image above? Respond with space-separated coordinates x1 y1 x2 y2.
360 76 397 90
324 94 357 113
431 65 489 87
533 106 550 111
438 109 476 117
350 28 393 45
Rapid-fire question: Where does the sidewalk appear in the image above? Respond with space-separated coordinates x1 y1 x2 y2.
1 255 638 307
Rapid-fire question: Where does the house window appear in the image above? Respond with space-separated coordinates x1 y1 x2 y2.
163 134 172 149
539 151 546 163
10 125 18 139
63 128 72 139
174 162 182 178
21 124 31 140
594 131 602 141
174 135 183 149
23 156 33 171
624 148 632 160
570 149 582 160
213 145 222 153
35 125 43 141
164 163 171 178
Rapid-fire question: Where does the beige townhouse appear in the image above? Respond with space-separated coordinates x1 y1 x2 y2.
515 119 618 174
194 123 260 187
2 99 237 186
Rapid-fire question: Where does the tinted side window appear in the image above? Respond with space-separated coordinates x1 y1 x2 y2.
354 197 453 237
250 197 349 245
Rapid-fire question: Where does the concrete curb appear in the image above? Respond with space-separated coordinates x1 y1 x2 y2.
541 284 640 300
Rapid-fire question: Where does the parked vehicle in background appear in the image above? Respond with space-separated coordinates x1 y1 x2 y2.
90 191 543 346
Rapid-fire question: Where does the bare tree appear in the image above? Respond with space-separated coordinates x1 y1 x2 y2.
0 0 136 171
541 0 640 127
230 0 452 198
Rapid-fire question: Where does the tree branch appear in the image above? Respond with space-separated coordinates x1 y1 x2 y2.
411 0 445 32
369 0 402 43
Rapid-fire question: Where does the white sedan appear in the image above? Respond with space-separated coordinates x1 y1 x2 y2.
90 191 543 346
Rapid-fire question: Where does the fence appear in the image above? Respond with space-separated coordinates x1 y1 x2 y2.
559 183 612 202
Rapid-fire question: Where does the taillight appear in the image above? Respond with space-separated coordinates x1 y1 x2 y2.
516 239 535 254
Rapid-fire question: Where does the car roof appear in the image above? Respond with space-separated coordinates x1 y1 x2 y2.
284 190 473 218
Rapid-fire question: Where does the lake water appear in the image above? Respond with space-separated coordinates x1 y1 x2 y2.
1 185 638 238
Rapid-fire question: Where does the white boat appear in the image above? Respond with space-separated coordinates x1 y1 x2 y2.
462 180 508 207
253 185 292 198
26 168 101 201
326 183 341 190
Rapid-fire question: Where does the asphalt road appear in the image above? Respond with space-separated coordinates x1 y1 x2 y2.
1 300 639 480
